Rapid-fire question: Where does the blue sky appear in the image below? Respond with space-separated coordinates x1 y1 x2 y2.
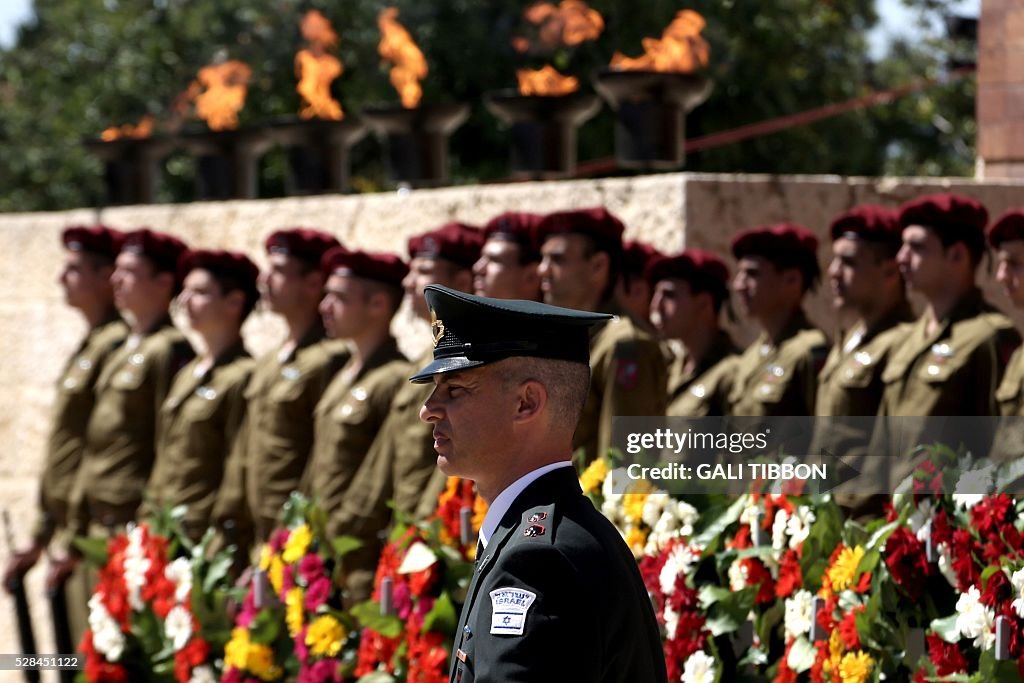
0 0 983 52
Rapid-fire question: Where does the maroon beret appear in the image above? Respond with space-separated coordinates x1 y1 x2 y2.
407 222 485 270
988 209 1024 248
483 212 544 261
62 224 125 259
179 249 259 292
648 249 729 286
898 193 989 262
731 223 820 287
535 207 625 252
830 205 900 245
265 228 341 266
322 247 409 286
623 240 665 276
121 229 189 275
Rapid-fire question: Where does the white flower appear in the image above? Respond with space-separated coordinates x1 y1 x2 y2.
188 666 217 683
660 544 701 596
952 465 994 510
165 557 193 603
937 544 958 588
675 500 699 537
786 506 816 549
663 603 680 640
601 470 624 522
87 594 125 661
738 495 758 527
165 605 194 651
1011 567 1024 619
728 559 748 592
642 496 666 528
122 525 151 611
771 509 789 551
681 650 716 683
784 589 814 640
955 586 995 649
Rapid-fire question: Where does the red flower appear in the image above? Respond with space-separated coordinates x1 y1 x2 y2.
816 597 837 635
883 527 931 600
926 632 967 676
970 494 1014 538
912 460 943 498
80 630 128 683
838 606 863 650
744 558 776 605
774 641 797 683
406 630 449 683
355 627 400 676
408 562 442 598
949 529 981 591
981 567 1012 608
775 550 803 599
174 637 209 683
143 574 177 619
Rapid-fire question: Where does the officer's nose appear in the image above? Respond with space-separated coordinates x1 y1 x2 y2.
419 384 443 424
895 244 911 268
538 256 551 278
996 260 1010 285
827 257 841 280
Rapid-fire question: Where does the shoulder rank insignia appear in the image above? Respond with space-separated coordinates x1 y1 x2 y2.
523 524 545 537
528 511 547 523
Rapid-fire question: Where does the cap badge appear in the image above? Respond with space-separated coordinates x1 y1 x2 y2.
430 309 445 347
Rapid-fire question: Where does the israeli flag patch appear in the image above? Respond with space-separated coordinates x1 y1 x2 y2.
489 587 537 636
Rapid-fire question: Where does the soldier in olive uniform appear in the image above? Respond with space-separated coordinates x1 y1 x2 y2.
809 206 914 512
872 193 1020 485
649 250 740 417
67 229 194 540
617 239 664 334
3 225 128 648
412 285 667 683
213 229 348 544
727 224 829 417
330 223 483 601
537 208 668 465
982 209 1024 465
306 248 410 541
472 211 543 301
146 250 259 541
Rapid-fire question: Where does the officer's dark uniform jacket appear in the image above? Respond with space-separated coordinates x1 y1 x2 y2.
450 466 667 683
36 312 127 542
70 316 193 533
148 340 253 539
665 331 740 417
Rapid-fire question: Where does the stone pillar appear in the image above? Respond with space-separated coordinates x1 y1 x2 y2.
976 0 1024 178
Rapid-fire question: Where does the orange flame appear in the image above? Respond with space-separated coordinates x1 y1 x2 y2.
377 7 428 108
517 65 579 96
295 10 344 120
522 0 604 50
610 9 710 73
190 60 252 131
100 115 154 141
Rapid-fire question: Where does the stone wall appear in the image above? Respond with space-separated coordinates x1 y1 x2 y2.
1 171 1023 676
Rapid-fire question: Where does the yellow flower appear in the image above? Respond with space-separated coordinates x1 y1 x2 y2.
285 587 304 637
473 493 488 530
580 459 609 494
827 545 865 592
258 544 273 571
827 629 843 677
247 642 283 681
283 524 312 564
623 492 650 525
224 627 251 671
306 614 346 658
838 651 873 683
625 527 648 556
268 554 285 595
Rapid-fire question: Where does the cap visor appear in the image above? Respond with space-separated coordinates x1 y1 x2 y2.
409 356 486 383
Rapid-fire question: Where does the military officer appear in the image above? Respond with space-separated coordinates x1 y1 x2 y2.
983 209 1024 465
306 248 410 542
873 193 1020 484
331 222 483 601
3 225 128 647
617 238 664 332
536 208 667 465
649 249 740 417
414 284 668 683
68 228 194 539
145 250 259 541
213 228 348 544
727 224 829 416
472 211 543 300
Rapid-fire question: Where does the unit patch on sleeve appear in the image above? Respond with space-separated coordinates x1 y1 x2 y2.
489 588 537 636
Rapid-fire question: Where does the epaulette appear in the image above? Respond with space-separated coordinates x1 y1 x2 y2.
519 504 556 544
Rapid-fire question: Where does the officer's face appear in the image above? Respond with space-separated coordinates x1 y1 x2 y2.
320 274 372 339
420 365 516 486
403 257 470 321
828 237 889 312
259 253 319 316
539 234 604 309
732 256 787 319
111 251 172 315
896 226 948 295
59 250 113 310
650 278 702 340
473 238 539 300
995 240 1024 307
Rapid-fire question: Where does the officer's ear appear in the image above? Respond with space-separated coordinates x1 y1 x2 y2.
224 289 246 322
514 379 547 425
588 250 610 285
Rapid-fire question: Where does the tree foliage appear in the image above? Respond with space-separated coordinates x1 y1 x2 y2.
0 0 975 211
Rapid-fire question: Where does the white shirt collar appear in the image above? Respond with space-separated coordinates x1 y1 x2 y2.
478 461 574 548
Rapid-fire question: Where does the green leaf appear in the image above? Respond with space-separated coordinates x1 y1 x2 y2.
72 536 109 567
249 607 282 644
422 591 457 634
929 614 959 643
332 535 364 559
349 600 404 639
202 551 234 594
693 496 747 549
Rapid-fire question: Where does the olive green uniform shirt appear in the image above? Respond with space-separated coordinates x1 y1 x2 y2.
727 309 829 417
665 331 740 417
991 345 1024 465
574 314 668 464
70 317 194 532
147 341 253 539
872 289 1020 483
236 324 349 541
35 313 128 542
306 337 409 536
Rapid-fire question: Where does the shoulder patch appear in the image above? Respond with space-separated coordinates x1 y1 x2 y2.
489 587 537 636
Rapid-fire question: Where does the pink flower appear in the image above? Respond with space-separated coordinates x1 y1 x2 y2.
295 626 310 663
297 659 342 683
304 577 332 612
237 590 257 628
270 528 290 553
299 554 326 584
